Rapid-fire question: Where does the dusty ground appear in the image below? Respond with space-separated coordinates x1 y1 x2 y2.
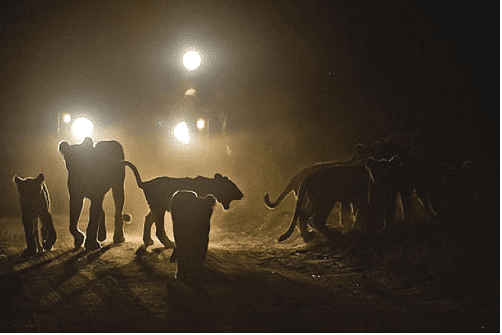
0 211 498 332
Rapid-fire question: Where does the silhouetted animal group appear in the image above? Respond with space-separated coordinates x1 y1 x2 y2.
15 137 242 285
14 136 476 287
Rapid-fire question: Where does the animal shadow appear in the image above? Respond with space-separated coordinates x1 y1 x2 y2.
61 244 113 282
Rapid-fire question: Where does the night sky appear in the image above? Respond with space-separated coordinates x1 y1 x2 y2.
0 1 499 216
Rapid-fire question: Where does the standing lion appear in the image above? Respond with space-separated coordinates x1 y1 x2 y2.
14 173 57 257
59 137 130 250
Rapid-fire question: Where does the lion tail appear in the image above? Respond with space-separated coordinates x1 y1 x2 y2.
264 175 301 209
123 161 144 189
277 183 307 242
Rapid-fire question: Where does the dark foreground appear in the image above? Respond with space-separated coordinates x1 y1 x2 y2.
0 214 498 332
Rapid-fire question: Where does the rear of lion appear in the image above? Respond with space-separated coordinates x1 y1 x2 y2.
170 191 216 287
264 161 360 228
278 164 371 243
278 157 402 243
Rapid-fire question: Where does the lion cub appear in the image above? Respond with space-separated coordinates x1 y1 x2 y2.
14 174 57 257
169 191 216 287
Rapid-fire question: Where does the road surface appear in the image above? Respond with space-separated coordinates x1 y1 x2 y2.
0 213 497 332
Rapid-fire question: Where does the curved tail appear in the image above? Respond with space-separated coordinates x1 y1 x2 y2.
264 175 301 209
123 161 144 189
277 184 307 242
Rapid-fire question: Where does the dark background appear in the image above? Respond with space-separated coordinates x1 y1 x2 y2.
0 0 499 217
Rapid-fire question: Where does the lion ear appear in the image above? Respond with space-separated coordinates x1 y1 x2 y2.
214 173 223 179
36 173 44 183
365 157 376 170
82 137 93 147
59 141 70 154
355 144 364 157
389 156 402 167
13 175 22 185
205 195 216 206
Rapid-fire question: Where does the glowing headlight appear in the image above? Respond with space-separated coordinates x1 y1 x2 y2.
174 122 190 144
196 118 205 130
71 117 93 141
183 51 201 71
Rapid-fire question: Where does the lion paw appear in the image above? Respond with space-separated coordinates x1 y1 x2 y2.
161 239 175 249
21 248 37 258
42 241 54 251
303 231 317 243
113 235 125 244
98 230 107 242
143 238 154 247
84 240 101 251
73 233 85 249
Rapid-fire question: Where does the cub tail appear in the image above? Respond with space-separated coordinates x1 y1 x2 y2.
123 161 144 189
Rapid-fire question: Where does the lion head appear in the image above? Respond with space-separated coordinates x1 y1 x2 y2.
211 173 243 210
14 173 47 210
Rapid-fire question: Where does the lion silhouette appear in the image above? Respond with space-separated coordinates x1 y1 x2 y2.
169 191 216 287
124 160 243 248
59 137 130 250
278 156 403 243
14 173 57 257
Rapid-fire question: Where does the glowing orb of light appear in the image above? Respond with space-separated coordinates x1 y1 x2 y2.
196 118 205 130
174 122 190 144
71 117 93 141
182 51 201 71
63 114 71 123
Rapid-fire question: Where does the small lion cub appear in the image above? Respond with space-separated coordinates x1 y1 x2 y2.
14 173 57 257
170 190 216 287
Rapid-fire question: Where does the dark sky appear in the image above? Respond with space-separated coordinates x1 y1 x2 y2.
0 0 499 215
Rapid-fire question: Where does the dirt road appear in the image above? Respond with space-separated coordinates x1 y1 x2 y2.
0 214 497 332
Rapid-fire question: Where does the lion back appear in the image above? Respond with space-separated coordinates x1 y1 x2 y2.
59 137 125 192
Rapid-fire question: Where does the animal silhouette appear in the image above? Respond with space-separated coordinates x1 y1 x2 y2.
124 160 243 248
170 190 216 286
59 137 130 250
14 173 56 257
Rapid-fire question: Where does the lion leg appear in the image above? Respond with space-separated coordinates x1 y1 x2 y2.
97 208 106 242
84 197 104 251
311 202 338 241
21 216 37 257
69 196 85 249
40 220 47 243
384 192 398 230
112 186 125 244
143 211 155 246
33 220 43 252
400 189 413 223
416 184 437 219
40 212 56 251
298 213 315 243
341 202 354 227
153 208 174 248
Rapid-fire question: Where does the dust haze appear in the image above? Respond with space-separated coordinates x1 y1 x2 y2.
2 116 359 239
